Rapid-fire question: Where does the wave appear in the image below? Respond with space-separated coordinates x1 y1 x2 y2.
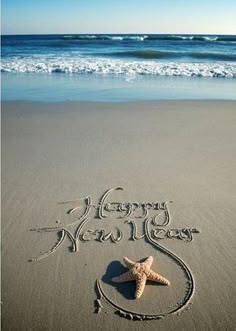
97 50 236 61
147 35 236 42
1 57 236 78
63 35 148 41
190 52 236 61
218 36 236 42
103 50 174 59
62 34 236 42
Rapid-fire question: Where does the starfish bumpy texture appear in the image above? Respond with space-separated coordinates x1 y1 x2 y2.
112 256 170 299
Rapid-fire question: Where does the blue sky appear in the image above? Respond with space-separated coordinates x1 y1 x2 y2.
2 0 236 35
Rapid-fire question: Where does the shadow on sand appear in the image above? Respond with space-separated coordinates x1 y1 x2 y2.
101 260 136 300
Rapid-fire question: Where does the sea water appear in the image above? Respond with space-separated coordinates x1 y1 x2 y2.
1 34 236 101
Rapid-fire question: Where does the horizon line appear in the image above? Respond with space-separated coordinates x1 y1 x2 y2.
2 32 236 36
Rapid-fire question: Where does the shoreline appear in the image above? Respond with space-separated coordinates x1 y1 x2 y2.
2 99 236 105
2 74 236 102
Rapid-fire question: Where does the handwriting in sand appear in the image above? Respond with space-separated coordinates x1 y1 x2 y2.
30 187 199 262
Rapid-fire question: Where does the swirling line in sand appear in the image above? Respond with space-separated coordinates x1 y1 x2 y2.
95 217 195 321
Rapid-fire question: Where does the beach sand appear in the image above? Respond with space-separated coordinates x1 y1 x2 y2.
1 100 236 330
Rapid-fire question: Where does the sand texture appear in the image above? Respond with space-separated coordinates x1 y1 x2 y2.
2 100 236 330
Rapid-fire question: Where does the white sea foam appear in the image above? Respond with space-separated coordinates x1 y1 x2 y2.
1 56 236 78
172 35 194 40
108 35 148 41
62 35 148 41
109 36 123 41
203 36 218 41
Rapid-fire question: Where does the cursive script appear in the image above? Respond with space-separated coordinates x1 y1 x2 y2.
30 187 199 262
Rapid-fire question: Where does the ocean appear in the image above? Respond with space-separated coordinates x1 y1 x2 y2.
1 34 236 101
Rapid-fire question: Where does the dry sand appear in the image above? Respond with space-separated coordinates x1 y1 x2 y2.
1 100 236 330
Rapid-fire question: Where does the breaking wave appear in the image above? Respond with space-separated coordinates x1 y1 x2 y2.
63 35 148 41
62 34 236 43
1 56 236 78
95 50 236 61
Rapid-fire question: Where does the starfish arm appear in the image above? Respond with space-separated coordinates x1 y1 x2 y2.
135 274 147 299
147 270 170 285
142 256 153 268
112 271 134 283
123 257 136 268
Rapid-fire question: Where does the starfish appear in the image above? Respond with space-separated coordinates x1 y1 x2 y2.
112 256 170 299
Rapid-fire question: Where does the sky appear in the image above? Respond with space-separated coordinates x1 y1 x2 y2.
1 0 236 35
